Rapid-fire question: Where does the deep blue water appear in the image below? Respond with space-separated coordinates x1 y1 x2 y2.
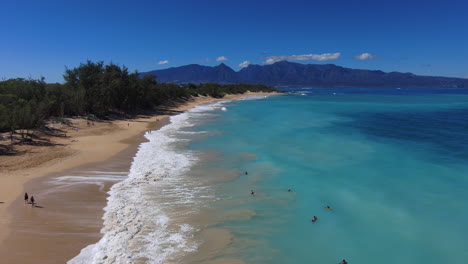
184 88 468 264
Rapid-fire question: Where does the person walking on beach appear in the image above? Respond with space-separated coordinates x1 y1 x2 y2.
30 196 35 207
24 192 29 204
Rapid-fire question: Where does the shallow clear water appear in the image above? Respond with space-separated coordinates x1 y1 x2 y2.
70 88 468 264
185 88 468 264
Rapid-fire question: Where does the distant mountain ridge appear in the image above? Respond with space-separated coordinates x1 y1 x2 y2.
140 61 468 88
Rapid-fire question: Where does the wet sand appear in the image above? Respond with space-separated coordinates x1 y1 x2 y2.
0 92 279 263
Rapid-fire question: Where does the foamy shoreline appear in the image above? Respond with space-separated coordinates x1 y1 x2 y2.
0 92 280 264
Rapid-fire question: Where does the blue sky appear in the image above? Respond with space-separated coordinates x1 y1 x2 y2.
1 0 467 83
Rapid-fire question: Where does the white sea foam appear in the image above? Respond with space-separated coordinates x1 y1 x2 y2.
49 174 128 192
293 90 310 96
239 95 270 100
68 102 228 264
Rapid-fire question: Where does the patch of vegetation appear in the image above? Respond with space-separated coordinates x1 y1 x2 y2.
0 61 278 137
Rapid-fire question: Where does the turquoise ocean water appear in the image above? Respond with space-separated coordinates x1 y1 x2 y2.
70 88 468 264
184 88 468 264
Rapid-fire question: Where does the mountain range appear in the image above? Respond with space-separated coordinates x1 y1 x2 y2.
140 61 468 88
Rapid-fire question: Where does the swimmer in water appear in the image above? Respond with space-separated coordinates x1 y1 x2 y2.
245 171 248 175
250 190 255 195
288 189 292 192
326 205 332 210
339 259 348 264
312 216 317 222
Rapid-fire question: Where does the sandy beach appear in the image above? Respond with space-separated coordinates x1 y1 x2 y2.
0 92 278 264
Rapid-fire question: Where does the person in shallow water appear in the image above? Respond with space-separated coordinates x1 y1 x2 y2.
245 171 248 175
339 259 348 264
326 205 332 210
250 190 255 195
312 216 317 222
288 189 292 192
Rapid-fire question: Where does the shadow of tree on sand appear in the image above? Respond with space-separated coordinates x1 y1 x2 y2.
0 144 17 156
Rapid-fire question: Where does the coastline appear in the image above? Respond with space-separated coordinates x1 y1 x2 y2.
0 92 279 263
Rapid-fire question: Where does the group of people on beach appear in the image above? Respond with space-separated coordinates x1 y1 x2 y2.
246 171 347 263
24 192 36 207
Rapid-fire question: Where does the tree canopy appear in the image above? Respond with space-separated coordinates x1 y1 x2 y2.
0 61 277 136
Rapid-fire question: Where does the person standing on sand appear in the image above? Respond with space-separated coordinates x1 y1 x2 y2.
30 196 35 207
24 192 28 204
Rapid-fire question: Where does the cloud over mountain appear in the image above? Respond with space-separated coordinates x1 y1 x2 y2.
354 53 376 60
216 56 228 62
262 53 341 64
158 60 169 65
239 61 251 68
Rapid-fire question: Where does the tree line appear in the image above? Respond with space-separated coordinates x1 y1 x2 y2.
0 61 277 137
